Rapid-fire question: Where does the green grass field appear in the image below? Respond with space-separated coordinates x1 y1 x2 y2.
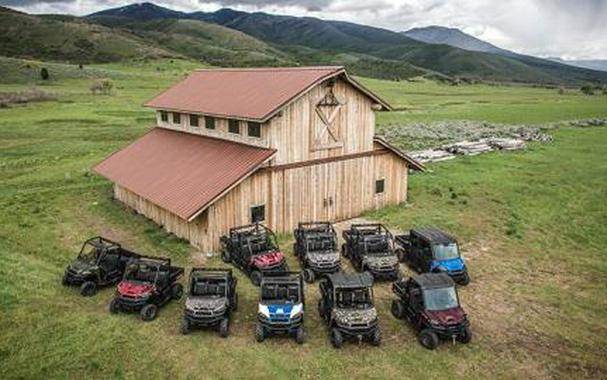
1 58 606 379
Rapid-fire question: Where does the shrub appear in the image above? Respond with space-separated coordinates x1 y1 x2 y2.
40 67 49 80
557 86 565 95
580 85 595 95
90 79 114 95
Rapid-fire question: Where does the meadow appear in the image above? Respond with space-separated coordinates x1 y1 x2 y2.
0 57 606 379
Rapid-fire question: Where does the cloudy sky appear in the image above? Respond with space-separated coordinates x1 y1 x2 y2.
3 0 607 59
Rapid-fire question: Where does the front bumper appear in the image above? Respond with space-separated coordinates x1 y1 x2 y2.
184 309 226 326
259 261 288 275
447 269 468 282
432 320 469 339
115 295 150 312
308 260 340 274
334 319 379 338
63 269 89 285
258 313 303 332
367 265 400 280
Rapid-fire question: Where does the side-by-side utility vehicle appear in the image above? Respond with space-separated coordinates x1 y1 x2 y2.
391 273 472 349
256 272 305 344
342 224 400 280
317 271 381 348
293 222 341 283
62 236 140 296
395 227 470 285
181 268 238 337
221 223 288 286
109 256 184 321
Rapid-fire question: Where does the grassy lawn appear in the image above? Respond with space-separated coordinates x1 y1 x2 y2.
1 58 606 379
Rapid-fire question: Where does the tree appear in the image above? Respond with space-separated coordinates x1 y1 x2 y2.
580 85 595 95
40 67 49 80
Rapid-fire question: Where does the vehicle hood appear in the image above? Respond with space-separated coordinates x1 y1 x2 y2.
117 281 154 297
333 307 377 325
425 307 467 326
363 255 398 268
431 258 465 272
67 259 95 273
307 251 339 264
265 302 294 315
186 296 227 311
251 251 285 267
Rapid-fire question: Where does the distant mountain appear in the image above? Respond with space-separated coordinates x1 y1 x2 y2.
549 57 607 72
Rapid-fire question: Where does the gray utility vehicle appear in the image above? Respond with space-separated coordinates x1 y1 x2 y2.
293 222 341 283
181 268 238 337
342 224 401 280
317 271 381 348
62 236 140 296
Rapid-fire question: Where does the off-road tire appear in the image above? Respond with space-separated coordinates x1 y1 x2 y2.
371 327 382 346
232 292 239 312
171 283 184 300
317 299 326 319
180 317 190 335
219 317 230 338
109 298 120 314
330 327 343 348
61 274 69 286
341 244 348 259
140 304 158 322
457 325 472 344
419 329 439 350
293 243 298 257
80 281 97 297
303 268 315 283
255 323 265 342
391 300 405 319
459 272 471 286
221 250 231 263
394 270 403 281
396 248 407 263
251 270 262 286
295 327 305 344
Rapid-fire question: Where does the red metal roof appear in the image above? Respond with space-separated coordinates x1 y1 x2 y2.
94 128 276 221
144 66 391 122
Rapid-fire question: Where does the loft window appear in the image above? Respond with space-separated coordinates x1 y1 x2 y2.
160 111 168 122
251 204 265 223
205 117 215 130
247 122 261 138
228 120 240 134
172 112 181 124
375 179 385 194
189 114 199 127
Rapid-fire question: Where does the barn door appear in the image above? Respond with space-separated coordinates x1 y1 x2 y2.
311 87 344 152
319 163 338 221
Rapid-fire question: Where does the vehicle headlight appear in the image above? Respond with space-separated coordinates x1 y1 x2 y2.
290 303 303 318
80 270 92 276
258 304 270 318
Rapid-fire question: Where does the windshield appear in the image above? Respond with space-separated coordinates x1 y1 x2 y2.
192 279 227 297
423 287 459 311
261 283 300 303
124 264 158 283
336 287 373 309
77 245 98 262
432 243 460 260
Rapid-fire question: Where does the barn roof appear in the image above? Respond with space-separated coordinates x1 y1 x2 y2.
373 136 426 171
144 66 392 122
94 128 276 221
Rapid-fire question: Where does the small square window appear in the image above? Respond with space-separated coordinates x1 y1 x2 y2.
251 204 265 223
247 122 261 138
228 120 240 134
189 114 199 127
160 111 168 122
205 117 215 130
375 179 385 194
172 113 181 124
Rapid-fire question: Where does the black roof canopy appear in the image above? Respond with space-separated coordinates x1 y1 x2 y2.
190 267 232 280
412 227 457 244
414 273 454 289
261 272 302 285
328 271 374 288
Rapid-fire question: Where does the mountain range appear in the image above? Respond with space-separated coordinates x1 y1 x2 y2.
1 2 605 85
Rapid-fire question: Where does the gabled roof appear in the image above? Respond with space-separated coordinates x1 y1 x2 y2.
374 136 426 171
144 66 392 122
94 128 276 221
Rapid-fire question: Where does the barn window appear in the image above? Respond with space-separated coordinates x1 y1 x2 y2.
205 117 215 130
251 204 265 223
160 111 168 122
248 122 261 138
375 179 385 194
172 112 181 124
228 120 240 134
189 114 199 127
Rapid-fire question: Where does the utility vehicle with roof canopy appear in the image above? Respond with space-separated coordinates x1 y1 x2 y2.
256 272 305 344
221 223 288 286
293 222 341 283
395 227 470 285
317 271 381 348
62 236 140 297
181 268 238 337
109 256 184 321
391 273 471 349
342 224 400 280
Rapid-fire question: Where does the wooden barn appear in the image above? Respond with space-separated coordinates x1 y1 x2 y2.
95 66 424 252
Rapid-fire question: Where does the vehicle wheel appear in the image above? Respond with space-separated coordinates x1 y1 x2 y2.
180 317 190 335
109 298 121 314
293 243 298 257
418 329 439 350
330 327 343 348
295 327 305 344
232 292 239 312
394 270 403 281
255 323 265 342
317 299 326 319
303 268 315 283
391 300 405 319
396 248 407 263
80 281 97 297
251 271 262 286
459 272 471 286
61 274 69 286
341 244 348 259
140 304 158 322
457 326 472 344
219 317 230 338
221 250 231 263
171 283 184 300
371 327 382 346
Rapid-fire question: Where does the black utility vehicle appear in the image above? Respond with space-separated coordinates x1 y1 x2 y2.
391 273 472 349
62 236 140 296
395 227 469 285
221 223 288 286
293 222 341 283
317 271 381 348
342 224 400 280
181 268 238 337
109 256 184 321
256 272 305 344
